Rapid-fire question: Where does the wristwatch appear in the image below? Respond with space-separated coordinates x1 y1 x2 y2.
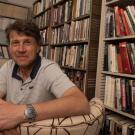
24 104 37 123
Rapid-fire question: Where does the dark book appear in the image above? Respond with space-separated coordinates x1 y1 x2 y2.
125 79 132 112
105 8 115 37
131 80 135 114
104 45 108 71
120 78 127 112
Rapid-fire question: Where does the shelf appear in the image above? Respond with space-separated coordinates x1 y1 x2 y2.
104 35 135 42
61 66 86 72
0 15 17 20
102 71 135 79
72 14 90 21
106 0 135 7
53 0 68 7
33 7 51 18
33 0 102 100
96 0 135 130
40 25 49 30
51 23 64 28
50 40 89 46
105 106 135 120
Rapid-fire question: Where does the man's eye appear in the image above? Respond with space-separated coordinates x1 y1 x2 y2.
12 42 20 45
24 41 32 45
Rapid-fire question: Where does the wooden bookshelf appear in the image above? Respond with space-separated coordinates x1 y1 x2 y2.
33 0 102 100
0 1 30 59
95 0 135 133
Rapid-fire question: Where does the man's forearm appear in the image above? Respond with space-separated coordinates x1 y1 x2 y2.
33 94 89 121
27 87 89 122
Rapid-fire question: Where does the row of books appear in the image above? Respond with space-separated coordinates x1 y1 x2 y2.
35 0 72 28
50 18 89 44
33 0 52 16
104 42 135 74
72 0 91 18
105 5 135 37
35 10 50 29
51 0 72 25
0 45 10 59
33 0 90 18
62 69 86 91
101 114 135 135
50 45 88 69
104 75 135 114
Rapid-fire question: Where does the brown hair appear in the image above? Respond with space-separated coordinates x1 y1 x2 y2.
5 20 42 45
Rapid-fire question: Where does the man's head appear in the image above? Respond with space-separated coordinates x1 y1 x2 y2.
6 20 42 46
5 20 42 68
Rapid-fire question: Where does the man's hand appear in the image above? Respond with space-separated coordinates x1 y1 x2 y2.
0 128 20 135
0 99 25 130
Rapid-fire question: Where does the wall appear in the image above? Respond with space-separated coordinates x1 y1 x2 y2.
0 0 33 7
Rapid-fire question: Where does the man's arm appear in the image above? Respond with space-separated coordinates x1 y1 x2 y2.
33 86 89 121
0 86 89 130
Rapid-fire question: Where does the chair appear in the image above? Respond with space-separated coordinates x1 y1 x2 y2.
19 98 104 135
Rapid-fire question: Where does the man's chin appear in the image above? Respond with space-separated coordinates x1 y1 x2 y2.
16 62 30 67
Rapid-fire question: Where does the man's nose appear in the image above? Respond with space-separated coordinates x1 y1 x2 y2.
18 43 26 51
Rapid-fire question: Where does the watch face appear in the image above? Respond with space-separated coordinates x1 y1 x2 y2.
25 104 37 121
27 108 36 119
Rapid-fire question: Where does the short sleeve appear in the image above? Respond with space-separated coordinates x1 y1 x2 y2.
44 63 75 98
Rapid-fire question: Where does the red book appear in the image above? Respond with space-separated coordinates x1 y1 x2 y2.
117 50 123 73
118 42 132 74
119 8 131 35
114 6 126 36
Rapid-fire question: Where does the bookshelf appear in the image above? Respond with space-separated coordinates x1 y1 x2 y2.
33 0 102 100
95 0 135 133
0 1 30 59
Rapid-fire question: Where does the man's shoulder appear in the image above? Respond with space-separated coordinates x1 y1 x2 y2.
1 59 15 68
41 58 57 68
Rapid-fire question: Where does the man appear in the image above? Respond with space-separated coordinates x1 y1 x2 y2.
0 20 89 134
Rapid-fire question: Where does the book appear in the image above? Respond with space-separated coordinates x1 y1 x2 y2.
118 42 132 74
120 78 126 111
131 80 135 114
119 8 132 35
114 6 126 36
105 8 115 37
115 78 122 110
1 46 9 59
123 10 134 34
125 6 135 32
116 45 123 73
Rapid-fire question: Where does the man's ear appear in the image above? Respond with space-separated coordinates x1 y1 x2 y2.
37 46 41 53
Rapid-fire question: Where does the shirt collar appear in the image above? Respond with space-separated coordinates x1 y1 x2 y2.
12 55 41 80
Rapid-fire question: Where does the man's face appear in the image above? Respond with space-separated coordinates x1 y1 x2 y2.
9 30 40 68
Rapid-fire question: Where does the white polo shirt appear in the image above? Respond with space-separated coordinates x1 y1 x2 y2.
0 56 75 104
